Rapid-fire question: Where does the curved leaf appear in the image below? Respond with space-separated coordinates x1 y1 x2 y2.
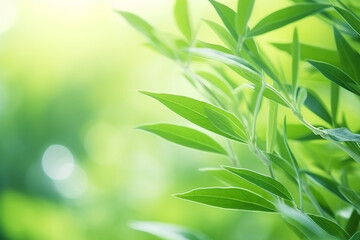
141 91 246 141
339 186 360 209
307 214 350 239
236 0 255 36
223 166 293 200
138 123 226 154
304 89 332 125
174 187 276 212
249 3 330 36
323 127 360 143
174 0 192 41
209 0 237 39
335 7 360 36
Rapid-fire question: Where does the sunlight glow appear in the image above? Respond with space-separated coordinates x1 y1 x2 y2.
42 144 74 180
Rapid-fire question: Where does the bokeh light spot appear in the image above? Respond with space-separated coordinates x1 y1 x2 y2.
42 144 74 180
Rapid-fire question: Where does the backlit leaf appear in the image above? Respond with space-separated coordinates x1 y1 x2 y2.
307 214 350 239
138 123 226 154
249 3 329 36
174 187 276 212
335 7 360 36
223 166 293 200
174 0 192 41
236 0 255 36
209 0 238 39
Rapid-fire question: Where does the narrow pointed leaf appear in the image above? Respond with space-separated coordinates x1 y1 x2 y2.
267 101 278 153
203 20 237 51
196 41 232 54
223 166 293 200
330 83 339 126
208 0 238 39
200 168 273 199
138 124 226 154
346 210 360 237
292 28 300 95
339 186 360 209
304 171 347 201
323 127 360 143
249 3 330 36
174 0 192 41
204 107 247 141
335 7 360 36
304 89 332 125
265 152 297 182
197 71 233 97
141 91 245 141
272 42 339 67
307 214 350 239
236 0 255 36
334 27 360 83
130 221 210 240
174 187 276 212
118 11 155 40
307 60 360 96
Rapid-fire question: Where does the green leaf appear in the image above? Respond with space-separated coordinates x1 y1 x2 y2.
323 127 360 143
272 42 339 67
347 210 360 237
236 0 255 36
304 89 332 125
267 101 278 153
189 48 261 84
203 20 237 52
204 107 247 141
265 152 297 182
307 60 360 96
292 28 300 95
278 202 333 240
304 171 347 201
130 221 210 240
248 3 330 36
196 71 233 98
334 7 360 36
351 232 360 240
223 166 293 200
333 27 360 83
196 41 232 54
308 185 334 218
138 123 226 154
339 186 360 209
208 0 238 39
330 83 340 127
174 0 192 41
141 91 245 141
174 187 276 212
200 168 273 200
307 214 350 239
286 124 321 141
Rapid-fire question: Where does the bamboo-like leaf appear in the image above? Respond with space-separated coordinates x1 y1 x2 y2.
130 221 210 240
196 71 233 98
248 3 330 36
174 187 277 212
272 42 339 67
286 124 321 141
339 186 360 209
141 91 245 141
208 0 238 39
334 7 360 36
308 185 334 218
174 0 192 41
307 214 350 239
333 27 360 83
189 48 261 84
204 107 247 141
196 41 232 54
267 101 278 153
330 83 340 127
296 87 307 111
323 127 360 143
203 20 237 51
304 89 332 125
138 124 226 154
307 60 360 96
304 171 347 201
347 210 360 237
200 168 273 199
292 28 300 96
223 166 293 200
236 0 255 36
278 202 334 240
265 152 297 182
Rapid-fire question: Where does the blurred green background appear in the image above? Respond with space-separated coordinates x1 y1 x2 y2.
1 0 358 239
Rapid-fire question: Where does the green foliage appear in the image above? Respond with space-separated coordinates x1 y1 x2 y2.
122 0 360 239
